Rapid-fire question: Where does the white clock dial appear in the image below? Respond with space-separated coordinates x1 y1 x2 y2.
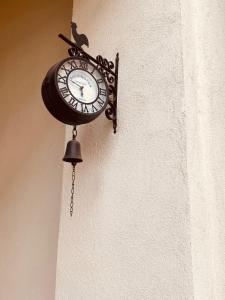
57 58 108 114
68 69 98 103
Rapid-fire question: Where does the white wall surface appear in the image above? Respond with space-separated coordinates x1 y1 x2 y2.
56 1 194 299
181 0 225 299
0 1 72 299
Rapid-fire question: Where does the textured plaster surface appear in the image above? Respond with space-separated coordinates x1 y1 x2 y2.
0 1 72 300
181 0 225 299
56 0 193 299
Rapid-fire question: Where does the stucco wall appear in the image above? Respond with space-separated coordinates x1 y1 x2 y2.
0 1 72 299
181 0 225 299
56 1 193 299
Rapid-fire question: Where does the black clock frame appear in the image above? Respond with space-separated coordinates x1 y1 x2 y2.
58 33 119 133
42 57 108 125
55 57 109 120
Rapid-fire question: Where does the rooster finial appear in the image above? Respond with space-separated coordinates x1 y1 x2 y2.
71 22 89 49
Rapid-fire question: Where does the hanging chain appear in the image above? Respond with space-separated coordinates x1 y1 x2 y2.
70 125 77 217
70 163 76 217
72 125 77 139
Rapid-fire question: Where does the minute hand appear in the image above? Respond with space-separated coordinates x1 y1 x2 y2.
70 79 83 87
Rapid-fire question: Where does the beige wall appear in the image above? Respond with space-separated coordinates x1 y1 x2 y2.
181 0 225 299
56 1 193 299
0 1 72 299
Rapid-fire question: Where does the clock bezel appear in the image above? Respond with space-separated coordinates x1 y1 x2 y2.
54 57 108 117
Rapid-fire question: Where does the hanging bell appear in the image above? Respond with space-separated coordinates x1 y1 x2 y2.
63 139 83 165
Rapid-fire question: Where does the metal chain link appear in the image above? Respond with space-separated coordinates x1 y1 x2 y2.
70 163 76 217
72 125 77 140
70 125 77 217
69 126 78 217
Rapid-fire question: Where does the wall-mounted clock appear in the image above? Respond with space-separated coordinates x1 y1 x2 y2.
41 22 119 216
42 57 108 125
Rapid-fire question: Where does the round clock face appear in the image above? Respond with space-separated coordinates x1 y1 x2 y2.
56 57 108 115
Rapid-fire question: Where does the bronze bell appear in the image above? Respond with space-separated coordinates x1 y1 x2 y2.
63 139 83 165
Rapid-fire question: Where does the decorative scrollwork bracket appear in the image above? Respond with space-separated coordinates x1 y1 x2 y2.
58 33 119 134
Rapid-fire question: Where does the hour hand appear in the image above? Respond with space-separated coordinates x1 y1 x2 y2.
80 86 84 97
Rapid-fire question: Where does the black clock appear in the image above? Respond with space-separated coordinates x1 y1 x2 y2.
42 57 108 125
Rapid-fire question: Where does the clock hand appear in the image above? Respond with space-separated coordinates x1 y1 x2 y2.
76 80 87 86
80 86 84 97
69 79 84 97
70 80 82 88
77 81 86 85
70 79 87 87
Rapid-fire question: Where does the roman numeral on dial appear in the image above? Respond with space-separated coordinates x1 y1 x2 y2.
68 97 78 109
99 88 106 96
92 104 98 113
81 103 89 113
61 65 70 75
58 74 67 84
97 78 103 84
60 87 70 98
97 97 105 108
67 60 77 70
90 66 96 74
79 60 87 70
